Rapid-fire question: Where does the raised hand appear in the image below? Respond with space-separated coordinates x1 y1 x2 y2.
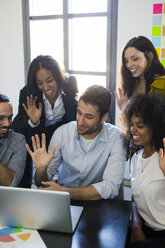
159 138 165 176
114 86 128 111
22 95 42 125
26 133 56 170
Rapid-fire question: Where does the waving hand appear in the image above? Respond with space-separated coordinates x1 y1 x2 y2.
22 95 42 125
114 86 128 111
26 133 56 170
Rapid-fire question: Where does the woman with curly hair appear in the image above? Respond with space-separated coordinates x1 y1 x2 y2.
122 94 165 247
115 36 165 111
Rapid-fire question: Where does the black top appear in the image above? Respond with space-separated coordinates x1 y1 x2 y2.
12 78 78 188
12 82 77 148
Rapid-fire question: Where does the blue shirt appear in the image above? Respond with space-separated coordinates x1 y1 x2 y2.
47 121 126 199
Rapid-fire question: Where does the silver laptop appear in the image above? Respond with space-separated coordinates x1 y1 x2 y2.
0 186 83 233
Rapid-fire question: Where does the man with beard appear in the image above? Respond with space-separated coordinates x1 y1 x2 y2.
26 85 126 200
0 94 26 186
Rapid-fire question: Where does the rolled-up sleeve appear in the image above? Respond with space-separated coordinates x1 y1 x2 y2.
92 132 126 199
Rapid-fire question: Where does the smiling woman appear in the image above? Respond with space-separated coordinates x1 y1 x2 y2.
122 93 165 247
12 55 78 149
115 36 165 112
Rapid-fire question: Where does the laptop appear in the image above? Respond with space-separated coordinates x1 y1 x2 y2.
0 186 83 233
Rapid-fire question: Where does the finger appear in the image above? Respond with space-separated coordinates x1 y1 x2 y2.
41 133 46 149
26 96 31 108
50 145 56 158
22 103 28 113
41 181 52 186
159 148 163 158
32 96 37 106
31 135 37 151
118 87 123 97
38 102 42 111
35 134 41 149
29 94 34 106
114 91 119 101
25 144 33 156
163 138 165 150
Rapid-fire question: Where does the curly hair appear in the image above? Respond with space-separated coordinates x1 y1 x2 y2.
122 93 165 152
120 36 165 97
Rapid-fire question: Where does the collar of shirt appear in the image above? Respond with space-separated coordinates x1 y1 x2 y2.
43 92 65 122
75 123 109 143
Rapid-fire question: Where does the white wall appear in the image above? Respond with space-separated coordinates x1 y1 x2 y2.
115 0 164 126
0 0 25 117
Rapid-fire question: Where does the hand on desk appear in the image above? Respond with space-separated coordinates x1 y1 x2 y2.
39 181 63 191
26 133 56 170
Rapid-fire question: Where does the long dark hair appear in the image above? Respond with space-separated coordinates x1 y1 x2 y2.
26 55 65 105
120 36 165 97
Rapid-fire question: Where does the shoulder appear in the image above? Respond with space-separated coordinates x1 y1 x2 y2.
9 130 26 143
103 122 123 136
150 75 165 94
53 121 77 136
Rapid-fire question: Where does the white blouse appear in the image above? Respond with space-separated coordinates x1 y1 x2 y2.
131 149 165 231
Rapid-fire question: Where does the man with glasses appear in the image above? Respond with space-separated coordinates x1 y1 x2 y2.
0 94 26 186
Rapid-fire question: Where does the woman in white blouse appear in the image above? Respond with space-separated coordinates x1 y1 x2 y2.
12 55 78 187
122 93 165 247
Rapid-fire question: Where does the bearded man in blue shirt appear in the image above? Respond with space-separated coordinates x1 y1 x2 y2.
26 85 126 200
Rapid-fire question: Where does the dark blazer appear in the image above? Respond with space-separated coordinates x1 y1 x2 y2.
12 77 78 187
12 79 78 147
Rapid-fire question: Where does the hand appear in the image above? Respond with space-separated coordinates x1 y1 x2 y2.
39 181 63 191
114 86 128 111
26 133 56 170
130 227 146 242
159 138 165 176
22 95 42 125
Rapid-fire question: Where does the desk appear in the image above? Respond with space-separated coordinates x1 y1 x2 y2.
39 199 131 248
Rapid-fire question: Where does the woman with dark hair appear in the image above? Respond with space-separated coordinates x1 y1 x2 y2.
12 55 78 187
122 94 165 248
115 36 165 111
13 55 78 147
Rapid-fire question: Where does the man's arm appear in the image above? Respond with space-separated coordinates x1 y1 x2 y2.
40 181 102 200
0 162 14 186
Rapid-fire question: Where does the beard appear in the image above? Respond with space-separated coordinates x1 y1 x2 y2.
77 122 102 137
0 126 10 139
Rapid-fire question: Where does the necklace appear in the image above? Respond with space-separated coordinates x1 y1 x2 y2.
141 156 150 173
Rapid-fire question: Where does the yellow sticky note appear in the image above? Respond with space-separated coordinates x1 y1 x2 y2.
156 48 161 58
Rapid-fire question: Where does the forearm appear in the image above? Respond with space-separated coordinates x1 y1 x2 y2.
35 167 49 187
62 185 102 201
0 162 14 186
130 200 146 242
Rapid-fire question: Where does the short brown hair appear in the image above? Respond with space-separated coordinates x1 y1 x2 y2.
79 85 111 118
